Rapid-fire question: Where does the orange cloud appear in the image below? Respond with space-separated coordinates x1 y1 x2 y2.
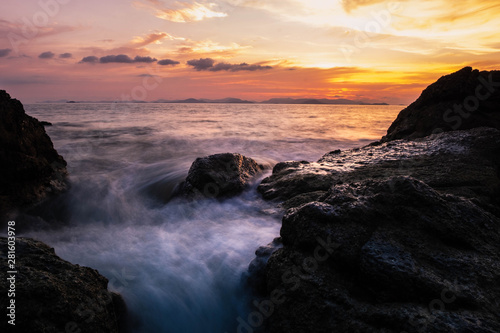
341 0 401 13
135 1 227 22
130 32 184 47
174 40 251 58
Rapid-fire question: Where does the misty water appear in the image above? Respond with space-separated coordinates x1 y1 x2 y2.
23 103 401 332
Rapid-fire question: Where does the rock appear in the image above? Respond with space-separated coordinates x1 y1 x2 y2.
252 129 500 330
176 153 263 199
0 237 125 333
243 237 283 295
258 128 500 213
258 161 336 202
0 90 68 215
263 176 500 333
383 67 500 141
40 121 53 126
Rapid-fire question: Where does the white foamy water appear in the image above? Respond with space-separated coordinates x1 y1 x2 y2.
22 103 401 332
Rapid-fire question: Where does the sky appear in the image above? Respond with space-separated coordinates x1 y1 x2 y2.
0 0 499 104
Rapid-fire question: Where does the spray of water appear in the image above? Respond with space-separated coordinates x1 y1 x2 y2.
22 103 400 332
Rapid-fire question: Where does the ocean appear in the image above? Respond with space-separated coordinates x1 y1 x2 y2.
23 103 401 332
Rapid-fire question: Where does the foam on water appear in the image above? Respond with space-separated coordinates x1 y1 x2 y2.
22 103 401 332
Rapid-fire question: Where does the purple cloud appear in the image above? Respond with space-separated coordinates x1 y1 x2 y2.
0 48 12 57
134 56 158 63
79 54 160 64
100 54 134 63
187 58 273 72
79 56 99 63
59 53 72 59
39 51 55 59
158 59 180 66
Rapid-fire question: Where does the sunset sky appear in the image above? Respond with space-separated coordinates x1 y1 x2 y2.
0 0 499 104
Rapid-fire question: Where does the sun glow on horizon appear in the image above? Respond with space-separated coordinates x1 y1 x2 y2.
0 0 499 104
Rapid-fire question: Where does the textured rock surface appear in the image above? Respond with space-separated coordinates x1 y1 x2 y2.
0 90 68 215
383 67 500 141
254 130 500 330
265 176 500 333
259 128 500 212
0 237 125 333
244 237 283 295
177 153 263 199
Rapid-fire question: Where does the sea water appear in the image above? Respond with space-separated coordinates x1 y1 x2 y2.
23 103 401 332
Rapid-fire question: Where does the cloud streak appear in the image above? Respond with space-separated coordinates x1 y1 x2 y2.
158 59 180 65
176 40 251 58
136 1 227 22
130 32 183 47
0 19 81 42
187 58 273 72
79 54 165 64
341 0 390 12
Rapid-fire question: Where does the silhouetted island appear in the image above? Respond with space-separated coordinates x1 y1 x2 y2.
260 97 389 105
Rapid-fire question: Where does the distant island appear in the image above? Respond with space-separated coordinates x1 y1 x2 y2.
39 97 389 105
259 98 389 105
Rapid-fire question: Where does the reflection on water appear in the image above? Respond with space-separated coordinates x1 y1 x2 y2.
23 103 401 332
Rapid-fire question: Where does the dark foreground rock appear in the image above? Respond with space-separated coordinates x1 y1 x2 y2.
0 90 68 215
253 128 500 333
0 237 125 333
383 67 500 141
244 237 283 294
176 153 263 199
264 175 500 333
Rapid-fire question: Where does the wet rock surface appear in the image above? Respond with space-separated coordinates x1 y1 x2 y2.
244 237 283 295
259 128 500 212
383 67 500 141
0 237 125 333
177 153 264 199
255 129 500 330
0 90 68 216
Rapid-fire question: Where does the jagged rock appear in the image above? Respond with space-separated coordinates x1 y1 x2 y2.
0 90 68 215
259 128 500 212
383 67 500 141
0 237 125 333
258 161 336 202
264 177 500 333
176 153 263 199
243 237 283 295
